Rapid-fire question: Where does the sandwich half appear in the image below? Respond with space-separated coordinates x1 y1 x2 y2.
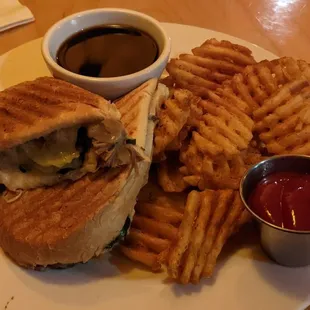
0 77 144 196
0 79 169 268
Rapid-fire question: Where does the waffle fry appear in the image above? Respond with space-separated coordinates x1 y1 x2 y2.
180 93 254 178
199 96 254 152
202 193 244 278
200 146 264 190
119 246 162 271
132 215 179 241
191 190 234 283
208 88 253 117
153 89 191 157
167 190 201 279
179 136 204 175
158 91 202 154
119 180 185 271
126 228 170 253
173 89 204 127
221 57 310 113
137 176 187 212
178 54 233 83
253 79 310 155
270 57 310 85
201 154 246 190
165 38 256 98
165 189 251 284
183 174 202 187
135 203 183 226
177 165 205 188
233 208 253 234
198 39 256 65
120 215 179 271
166 59 219 97
165 126 190 151
180 190 214 284
201 107 253 151
125 46 310 284
157 156 189 193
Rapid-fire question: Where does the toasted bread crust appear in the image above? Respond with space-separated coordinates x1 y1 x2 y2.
0 77 119 150
0 166 133 267
116 79 157 143
0 79 159 268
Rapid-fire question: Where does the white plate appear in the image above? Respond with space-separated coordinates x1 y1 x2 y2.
0 23 309 310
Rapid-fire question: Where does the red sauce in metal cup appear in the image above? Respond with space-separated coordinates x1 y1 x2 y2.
248 172 310 231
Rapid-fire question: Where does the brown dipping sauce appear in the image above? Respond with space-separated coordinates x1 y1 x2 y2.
56 25 159 78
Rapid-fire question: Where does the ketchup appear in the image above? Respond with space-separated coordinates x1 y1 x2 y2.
248 172 310 231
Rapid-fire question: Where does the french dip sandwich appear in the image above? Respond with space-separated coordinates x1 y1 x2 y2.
0 77 169 268
0 77 146 196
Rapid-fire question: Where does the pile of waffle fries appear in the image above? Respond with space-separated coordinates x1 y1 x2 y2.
119 38 310 284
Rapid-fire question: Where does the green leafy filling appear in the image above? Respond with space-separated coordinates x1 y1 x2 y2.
105 216 131 250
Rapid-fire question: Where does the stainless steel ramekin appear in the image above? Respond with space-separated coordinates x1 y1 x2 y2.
240 155 310 267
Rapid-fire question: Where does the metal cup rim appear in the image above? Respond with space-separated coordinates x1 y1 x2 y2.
239 154 310 235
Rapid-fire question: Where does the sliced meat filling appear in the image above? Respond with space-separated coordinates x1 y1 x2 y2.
0 120 145 191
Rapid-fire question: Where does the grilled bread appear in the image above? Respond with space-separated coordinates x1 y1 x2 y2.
0 77 145 191
0 79 169 268
0 77 117 150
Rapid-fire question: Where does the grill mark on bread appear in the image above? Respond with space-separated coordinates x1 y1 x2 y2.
0 166 131 244
2 92 61 119
1 183 70 231
121 106 139 136
11 87 74 113
0 107 23 122
17 84 65 104
1 189 59 228
0 78 153 266
116 82 151 110
118 95 143 114
0 97 37 124
52 88 96 106
23 78 97 107
0 77 113 150
6 183 86 237
35 169 126 241
35 77 108 110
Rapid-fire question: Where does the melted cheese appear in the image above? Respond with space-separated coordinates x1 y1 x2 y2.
0 127 83 190
21 127 80 168
0 167 61 190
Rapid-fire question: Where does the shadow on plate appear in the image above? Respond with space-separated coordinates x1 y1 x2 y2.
166 276 216 296
166 223 310 301
8 247 165 285
15 250 143 285
230 224 310 300
253 253 310 300
232 225 310 300
0 250 136 291
4 250 164 307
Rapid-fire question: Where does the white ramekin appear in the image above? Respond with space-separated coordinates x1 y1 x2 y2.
42 8 171 100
